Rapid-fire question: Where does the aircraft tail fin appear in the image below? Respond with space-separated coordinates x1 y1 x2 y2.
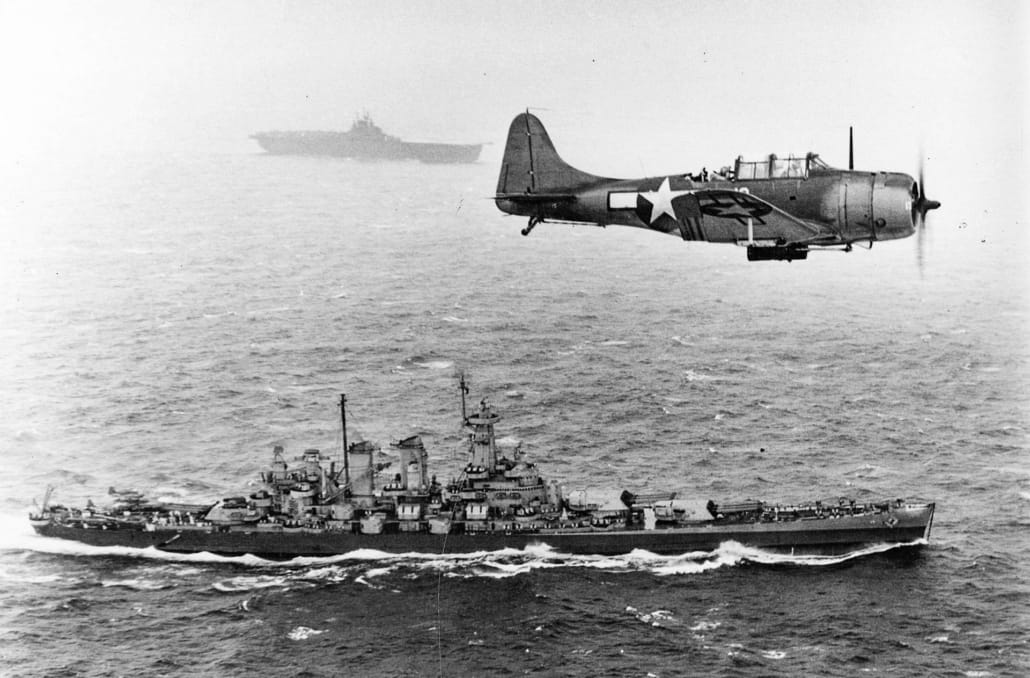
496 113 603 197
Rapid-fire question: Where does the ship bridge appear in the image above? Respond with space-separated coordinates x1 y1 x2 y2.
729 153 830 180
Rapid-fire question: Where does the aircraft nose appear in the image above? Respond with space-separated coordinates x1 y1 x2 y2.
872 174 920 240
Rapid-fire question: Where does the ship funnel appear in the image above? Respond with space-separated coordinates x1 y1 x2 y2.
347 440 377 498
393 435 429 491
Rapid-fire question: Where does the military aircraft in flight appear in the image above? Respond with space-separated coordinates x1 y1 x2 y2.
495 113 940 262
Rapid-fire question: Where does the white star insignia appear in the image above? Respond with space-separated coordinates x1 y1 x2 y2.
638 177 693 224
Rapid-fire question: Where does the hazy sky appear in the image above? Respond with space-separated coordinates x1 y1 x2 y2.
0 0 1025 220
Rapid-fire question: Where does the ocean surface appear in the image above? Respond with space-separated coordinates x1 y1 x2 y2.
0 151 1027 677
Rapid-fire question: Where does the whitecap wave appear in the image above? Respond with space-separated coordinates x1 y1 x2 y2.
101 578 173 591
212 575 291 592
287 626 328 641
409 359 454 370
631 608 677 626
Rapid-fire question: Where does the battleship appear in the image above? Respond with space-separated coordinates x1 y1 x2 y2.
250 113 482 163
30 379 935 559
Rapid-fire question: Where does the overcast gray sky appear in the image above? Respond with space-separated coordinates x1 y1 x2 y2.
0 0 1025 222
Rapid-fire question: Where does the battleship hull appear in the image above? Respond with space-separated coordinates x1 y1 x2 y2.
33 503 934 559
30 386 937 561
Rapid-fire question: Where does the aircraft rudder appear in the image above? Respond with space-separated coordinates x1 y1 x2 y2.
496 113 536 196
496 112 599 197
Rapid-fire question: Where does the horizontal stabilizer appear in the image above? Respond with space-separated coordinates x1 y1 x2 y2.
495 192 578 203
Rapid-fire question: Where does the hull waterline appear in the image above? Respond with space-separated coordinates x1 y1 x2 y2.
33 504 934 560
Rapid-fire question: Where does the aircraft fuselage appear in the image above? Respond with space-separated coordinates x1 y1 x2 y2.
496 169 918 246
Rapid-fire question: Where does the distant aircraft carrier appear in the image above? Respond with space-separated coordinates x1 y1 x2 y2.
251 113 481 163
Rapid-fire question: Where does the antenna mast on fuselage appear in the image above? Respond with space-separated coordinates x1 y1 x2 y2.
849 126 854 170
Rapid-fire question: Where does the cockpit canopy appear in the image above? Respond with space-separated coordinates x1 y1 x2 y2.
732 153 830 180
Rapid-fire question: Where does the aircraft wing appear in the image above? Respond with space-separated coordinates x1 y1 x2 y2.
689 189 833 244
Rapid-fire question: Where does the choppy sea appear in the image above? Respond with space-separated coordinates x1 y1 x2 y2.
0 152 1027 677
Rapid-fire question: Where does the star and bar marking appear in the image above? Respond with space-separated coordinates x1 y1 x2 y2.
638 177 694 224
611 181 772 221
609 177 695 225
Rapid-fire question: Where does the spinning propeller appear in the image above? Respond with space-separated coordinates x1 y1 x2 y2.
912 156 941 273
